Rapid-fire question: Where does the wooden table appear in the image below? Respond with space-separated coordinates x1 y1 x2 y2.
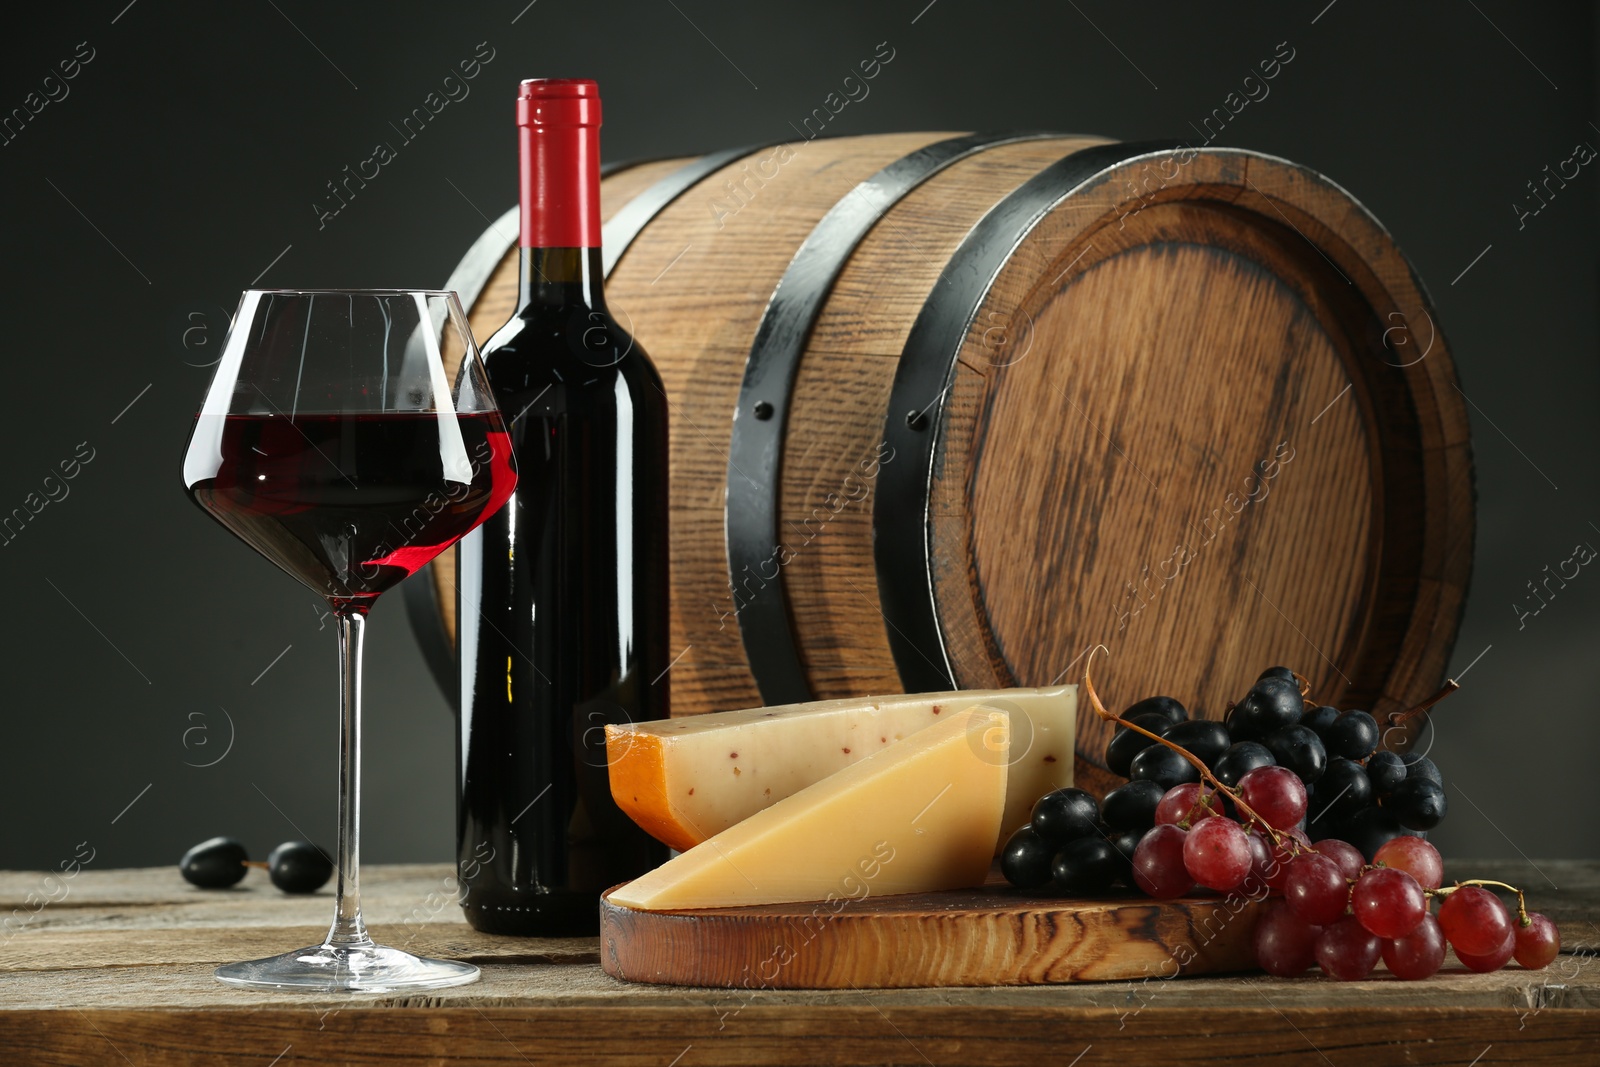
3 860 1597 1065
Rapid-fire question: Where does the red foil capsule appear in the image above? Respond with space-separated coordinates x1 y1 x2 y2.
516 78 602 249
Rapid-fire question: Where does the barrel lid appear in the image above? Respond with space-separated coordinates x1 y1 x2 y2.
889 145 1470 791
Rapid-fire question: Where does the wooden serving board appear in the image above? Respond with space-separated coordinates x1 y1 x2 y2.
600 874 1266 988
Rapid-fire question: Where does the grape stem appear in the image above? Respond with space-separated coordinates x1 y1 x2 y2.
1388 679 1461 726
1186 788 1224 827
1431 879 1530 924
1083 646 1302 852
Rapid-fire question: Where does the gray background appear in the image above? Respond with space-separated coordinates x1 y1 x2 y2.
1 0 1595 872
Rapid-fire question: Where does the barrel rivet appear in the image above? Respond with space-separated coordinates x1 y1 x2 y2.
905 409 928 431
753 401 774 421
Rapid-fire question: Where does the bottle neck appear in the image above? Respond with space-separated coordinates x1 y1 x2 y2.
514 81 605 313
517 246 607 310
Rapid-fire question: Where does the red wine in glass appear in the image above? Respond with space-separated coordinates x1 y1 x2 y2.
182 288 514 993
189 412 514 610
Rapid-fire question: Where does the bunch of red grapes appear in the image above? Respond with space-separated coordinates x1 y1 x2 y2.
1001 665 1561 981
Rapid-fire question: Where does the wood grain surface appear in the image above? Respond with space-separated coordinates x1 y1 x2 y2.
2 862 1597 1065
600 875 1269 988
422 133 1472 797
928 147 1474 790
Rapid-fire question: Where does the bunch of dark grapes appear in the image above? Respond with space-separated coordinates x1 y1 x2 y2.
999 663 1562 981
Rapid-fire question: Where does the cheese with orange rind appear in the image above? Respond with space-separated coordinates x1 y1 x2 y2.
606 706 1009 911
604 686 1074 852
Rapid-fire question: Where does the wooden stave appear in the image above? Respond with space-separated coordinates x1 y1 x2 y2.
724 130 1071 706
599 143 785 277
417 133 1474 789
875 141 1184 696
624 133 1115 716
774 135 1113 700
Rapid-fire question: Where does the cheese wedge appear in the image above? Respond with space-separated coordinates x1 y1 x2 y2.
606 706 1008 911
605 685 1074 852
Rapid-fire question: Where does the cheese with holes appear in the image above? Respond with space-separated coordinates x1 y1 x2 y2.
606 706 1009 911
605 685 1074 852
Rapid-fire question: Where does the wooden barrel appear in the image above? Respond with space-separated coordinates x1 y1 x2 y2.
407 132 1474 792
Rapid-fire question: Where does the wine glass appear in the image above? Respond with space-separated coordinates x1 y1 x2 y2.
182 290 515 992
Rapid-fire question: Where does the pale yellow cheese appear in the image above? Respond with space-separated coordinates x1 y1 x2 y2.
607 706 1009 911
605 685 1074 853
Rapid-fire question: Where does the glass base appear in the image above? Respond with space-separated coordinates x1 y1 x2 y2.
214 942 480 993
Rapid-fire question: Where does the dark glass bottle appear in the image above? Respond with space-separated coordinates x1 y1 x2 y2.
456 78 669 936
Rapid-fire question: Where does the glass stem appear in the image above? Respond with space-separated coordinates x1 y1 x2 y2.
326 609 372 950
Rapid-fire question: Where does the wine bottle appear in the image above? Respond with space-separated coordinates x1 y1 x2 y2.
456 78 669 936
